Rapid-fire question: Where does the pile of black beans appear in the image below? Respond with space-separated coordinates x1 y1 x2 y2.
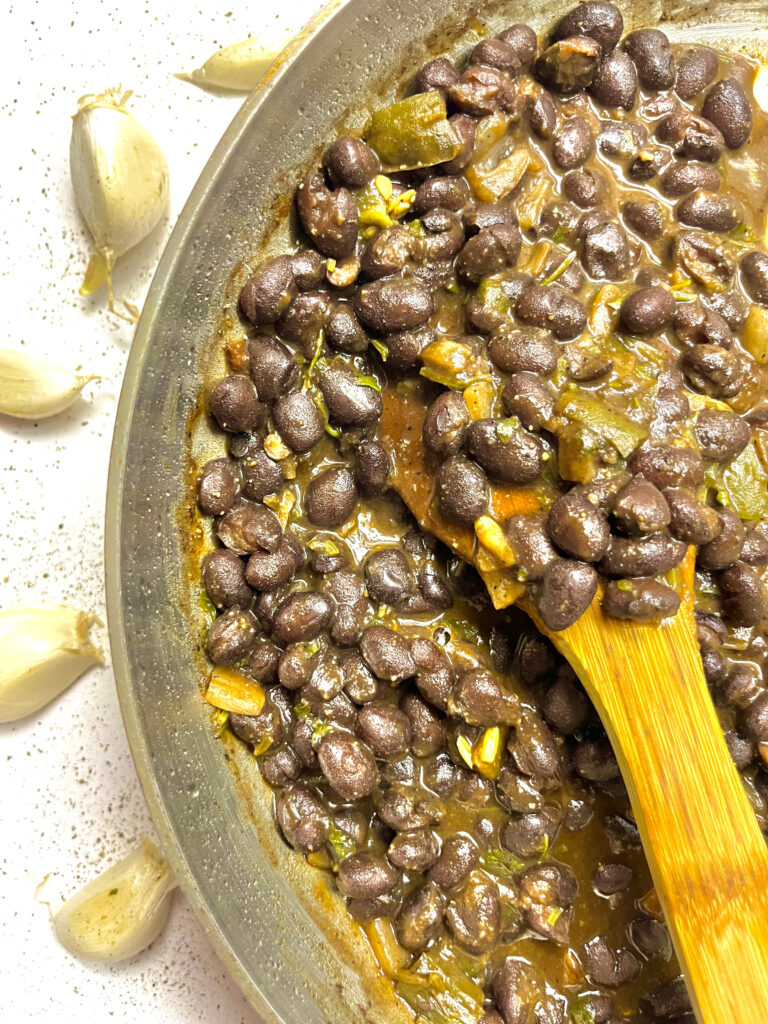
195 4 768 1022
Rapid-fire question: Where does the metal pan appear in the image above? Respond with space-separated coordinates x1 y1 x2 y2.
105 1 768 1019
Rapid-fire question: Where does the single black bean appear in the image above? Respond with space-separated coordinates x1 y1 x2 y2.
627 145 670 182
240 449 283 502
630 446 704 489
361 224 415 279
603 578 681 622
272 592 333 645
719 562 768 626
547 492 610 561
296 172 358 259
423 391 469 458
743 691 768 742
325 304 369 353
240 255 297 325
675 232 735 290
656 110 724 162
622 197 664 240
318 365 382 427
682 343 747 398
592 861 633 895
449 65 514 116
275 785 328 852
376 784 442 831
598 118 648 158
501 805 562 860
210 376 265 433
580 221 632 280
415 56 460 95
529 89 557 139
535 559 598 630
206 607 258 666
365 548 414 606
202 549 252 609
260 745 302 787
289 249 326 291
694 408 750 461
457 223 521 283
272 391 324 453
676 47 719 100
574 737 620 781
519 861 578 905
665 488 721 545
276 291 331 350
553 2 623 51
590 50 637 109
355 702 411 759
677 190 741 233
697 508 746 570
724 729 755 768
509 710 562 783
245 535 302 591
437 454 489 524
620 285 675 334
516 284 587 339
583 935 641 987
246 638 281 685
324 135 380 189
552 115 595 170
465 418 543 484
718 662 761 708
247 334 299 402
388 828 440 871
623 29 675 91
563 168 607 208
499 23 538 64
318 731 379 800
354 277 434 332
197 458 242 517
629 915 672 961
612 476 670 534
218 501 282 556
360 625 416 683
306 468 358 528
278 643 316 690
742 523 768 566
412 637 455 711
535 36 602 94
505 514 559 580
354 439 389 497
339 647 382 705
446 871 501 953
337 851 398 899
660 162 721 199
428 835 478 892
489 327 558 376
501 372 555 431
643 977 693 1019
741 251 768 305
400 692 445 756
396 881 445 952
654 386 691 424
543 675 589 734
463 203 519 236
470 37 522 74
230 697 285 748
492 958 548 1024
421 208 466 261
450 668 520 727
702 77 753 149
600 532 686 577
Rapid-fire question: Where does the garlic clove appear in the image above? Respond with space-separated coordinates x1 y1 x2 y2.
53 840 177 963
0 349 99 420
0 606 103 722
70 89 169 322
175 30 294 92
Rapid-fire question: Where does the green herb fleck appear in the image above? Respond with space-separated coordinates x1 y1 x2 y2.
355 373 382 392
496 416 520 443
616 579 634 592
481 848 525 879
569 994 597 1024
540 249 577 287
370 338 389 361
327 823 357 860
307 537 340 556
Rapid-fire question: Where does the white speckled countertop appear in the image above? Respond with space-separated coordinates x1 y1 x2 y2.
0 1 321 1019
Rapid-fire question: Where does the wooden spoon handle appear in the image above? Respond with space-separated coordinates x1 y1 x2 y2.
548 594 768 1024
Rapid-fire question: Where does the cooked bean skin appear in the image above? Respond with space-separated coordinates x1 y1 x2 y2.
202 549 253 609
446 871 501 953
360 625 415 683
516 284 587 339
306 468 358 528
437 455 489 524
296 172 358 259
547 492 610 561
553 115 595 169
317 732 379 800
603 579 681 621
677 190 741 233
197 458 241 516
218 502 282 556
465 418 543 484
275 786 328 852
719 563 768 626
702 78 753 149
415 56 460 94
694 408 750 461
272 592 333 645
660 162 721 199
535 559 599 631
656 110 725 162
697 510 746 569
273 391 324 453
245 535 302 591
600 532 686 577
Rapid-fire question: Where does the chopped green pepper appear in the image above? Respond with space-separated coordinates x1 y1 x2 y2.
706 441 768 521
395 940 485 1024
569 995 598 1024
557 392 647 458
366 91 462 170
481 847 525 879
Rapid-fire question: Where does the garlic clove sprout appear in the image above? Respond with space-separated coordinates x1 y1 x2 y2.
53 840 177 963
175 30 294 92
70 89 169 323
0 349 99 420
0 606 103 722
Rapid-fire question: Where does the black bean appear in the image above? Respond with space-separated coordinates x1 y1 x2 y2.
388 828 440 872
719 562 768 626
272 592 333 646
449 65 514 116
622 197 664 241
643 977 693 1019
422 391 469 458
547 492 610 561
520 861 578 906
317 365 382 428
360 225 415 279
675 232 735 290
421 208 466 261
210 376 265 434
412 637 455 711
457 223 522 283
697 509 746 571
239 449 283 502
563 168 607 208
702 77 752 149
306 468 358 528
535 559 598 630
627 145 670 182
694 408 750 462
501 373 555 432
553 2 623 51
318 731 379 800
492 958 548 1024
325 304 368 353
197 458 242 517
677 190 741 233
360 625 415 683
395 881 445 952
401 692 445 756
230 695 285 747
498 22 538 62
364 548 413 606
275 785 328 852
296 172 358 259
529 89 557 139
590 50 637 109
725 728 756 768
471 37 522 74
584 935 641 987
599 532 686 577
623 29 675 91
240 255 297 325
629 914 672 960
552 115 595 170
682 343 746 399
206 607 258 665
603 578 681 622
598 118 648 158
218 502 282 556
271 391 323 453
718 662 761 708
674 302 732 350
743 691 768 742
742 523 768 566
535 36 602 94
436 454 489 524
620 286 675 335
592 861 633 896
289 249 326 291
337 851 398 899
376 785 442 831
415 56 460 95
465 418 543 484
247 334 298 402
463 203 519 236
502 805 562 859
516 284 587 339
580 221 631 280
660 162 721 199
741 251 768 305
574 737 620 782
354 440 389 497
612 476 670 534
339 647 382 704
701 645 729 688
446 871 501 953
509 710 562 783
324 135 380 189
656 111 724 162
354 277 434 333
450 668 520 727
426 836 477 892
246 639 281 686
676 47 719 100
654 387 690 425
278 643 315 690
543 675 589 734
503 514 558 581
260 745 302 787
202 549 252 610
630 446 704 490
276 291 331 351
489 327 559 376
245 535 302 591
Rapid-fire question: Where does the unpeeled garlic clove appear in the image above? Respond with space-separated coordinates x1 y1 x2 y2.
53 840 177 963
0 349 98 420
70 89 169 322
0 606 103 722
175 30 293 92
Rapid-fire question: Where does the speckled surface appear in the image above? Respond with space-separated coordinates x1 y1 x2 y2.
0 1 321 1019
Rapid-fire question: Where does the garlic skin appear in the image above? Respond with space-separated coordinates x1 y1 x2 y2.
54 840 177 963
176 31 293 92
0 349 98 420
70 89 169 321
0 607 103 723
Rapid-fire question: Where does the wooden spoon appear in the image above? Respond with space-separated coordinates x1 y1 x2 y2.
380 380 768 1024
